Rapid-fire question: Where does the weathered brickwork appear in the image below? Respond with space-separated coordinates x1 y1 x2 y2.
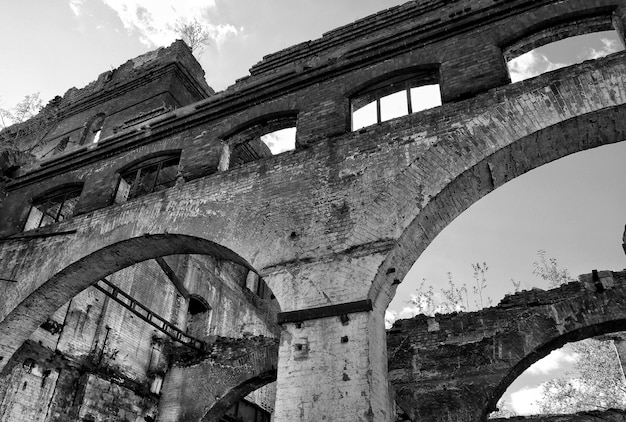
492 409 626 421
1 0 626 420
0 251 278 421
388 271 626 421
159 336 278 421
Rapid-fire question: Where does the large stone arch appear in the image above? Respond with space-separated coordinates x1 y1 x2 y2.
1 50 626 422
0 233 259 372
387 270 626 421
368 52 626 311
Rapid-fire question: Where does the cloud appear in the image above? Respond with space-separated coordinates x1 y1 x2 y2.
260 128 296 154
509 35 623 83
526 348 578 375
587 38 621 60
508 51 567 83
510 386 543 415
68 0 86 17
385 310 397 329
100 0 240 49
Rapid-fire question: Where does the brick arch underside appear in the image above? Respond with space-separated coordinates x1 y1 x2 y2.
0 234 255 371
387 273 626 421
160 336 278 421
369 100 626 311
201 370 277 421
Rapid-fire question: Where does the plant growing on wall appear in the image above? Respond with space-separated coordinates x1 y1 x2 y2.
175 19 210 55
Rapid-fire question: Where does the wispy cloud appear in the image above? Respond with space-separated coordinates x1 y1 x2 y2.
73 0 242 49
526 349 578 375
510 386 543 415
509 35 623 83
68 0 86 17
508 51 566 83
586 38 621 60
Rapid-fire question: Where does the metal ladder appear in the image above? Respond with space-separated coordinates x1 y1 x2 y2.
94 278 206 351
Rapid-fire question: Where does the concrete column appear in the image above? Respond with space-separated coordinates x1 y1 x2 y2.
273 305 392 421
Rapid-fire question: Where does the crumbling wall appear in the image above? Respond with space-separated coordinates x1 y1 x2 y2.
0 40 212 168
491 409 626 421
158 336 278 422
1 0 626 421
388 271 626 421
0 252 278 422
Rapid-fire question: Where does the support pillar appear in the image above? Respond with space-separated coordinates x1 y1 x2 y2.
273 302 392 421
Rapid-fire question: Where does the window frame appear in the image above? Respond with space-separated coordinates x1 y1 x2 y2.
349 69 441 131
114 153 181 204
24 185 83 231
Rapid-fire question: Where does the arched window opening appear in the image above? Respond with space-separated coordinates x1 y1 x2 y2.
114 153 180 204
221 398 271 422
80 113 106 145
227 115 297 168
351 71 441 131
24 185 82 231
504 16 624 83
186 296 211 339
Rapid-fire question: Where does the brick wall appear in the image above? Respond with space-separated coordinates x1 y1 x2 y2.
1 1 626 421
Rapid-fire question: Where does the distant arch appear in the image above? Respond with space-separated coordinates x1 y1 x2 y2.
387 272 626 421
485 321 626 420
201 370 277 421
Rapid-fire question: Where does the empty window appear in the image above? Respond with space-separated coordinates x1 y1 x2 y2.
245 271 270 300
54 136 70 155
24 186 82 230
114 154 180 204
80 113 106 145
505 16 624 83
351 72 441 131
186 296 211 338
260 127 296 154
227 114 297 168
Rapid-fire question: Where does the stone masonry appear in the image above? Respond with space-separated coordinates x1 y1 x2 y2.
1 0 626 420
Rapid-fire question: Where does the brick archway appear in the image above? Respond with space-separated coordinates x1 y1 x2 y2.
1 51 625 422
368 53 626 311
0 233 259 372
157 336 278 422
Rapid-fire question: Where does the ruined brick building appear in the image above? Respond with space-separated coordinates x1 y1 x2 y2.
1 0 626 420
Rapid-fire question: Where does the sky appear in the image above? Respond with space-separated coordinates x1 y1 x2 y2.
1 0 625 416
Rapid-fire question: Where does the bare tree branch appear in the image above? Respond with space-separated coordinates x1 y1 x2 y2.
175 19 210 55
